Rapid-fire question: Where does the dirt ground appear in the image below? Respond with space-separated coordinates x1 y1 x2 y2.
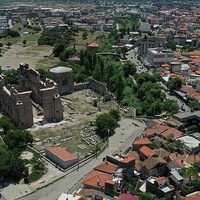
0 42 54 70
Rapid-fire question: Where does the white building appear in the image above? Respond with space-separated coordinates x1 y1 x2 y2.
147 48 174 67
177 135 200 154
46 147 78 169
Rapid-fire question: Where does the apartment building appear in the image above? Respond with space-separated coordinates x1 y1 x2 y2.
147 48 174 67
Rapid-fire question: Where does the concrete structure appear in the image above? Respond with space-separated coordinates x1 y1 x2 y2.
169 61 181 73
173 111 200 123
0 75 33 128
46 147 78 169
177 135 200 154
49 66 74 94
147 48 174 67
196 78 200 92
140 22 151 33
19 63 63 122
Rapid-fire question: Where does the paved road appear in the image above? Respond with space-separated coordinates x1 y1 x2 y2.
17 118 145 200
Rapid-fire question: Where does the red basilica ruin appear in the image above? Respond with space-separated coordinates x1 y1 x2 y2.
0 63 63 128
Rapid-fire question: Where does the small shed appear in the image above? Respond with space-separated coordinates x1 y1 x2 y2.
46 147 78 169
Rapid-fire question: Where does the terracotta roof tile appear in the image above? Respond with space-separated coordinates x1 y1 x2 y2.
155 176 168 185
143 124 169 137
83 169 111 189
94 161 118 174
121 156 135 164
185 191 200 200
139 146 158 158
46 147 77 161
133 137 152 145
87 42 99 47
161 127 182 139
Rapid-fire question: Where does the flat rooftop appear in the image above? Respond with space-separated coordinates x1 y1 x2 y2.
177 135 200 148
174 110 200 120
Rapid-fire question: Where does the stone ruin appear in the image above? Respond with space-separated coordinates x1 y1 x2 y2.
0 63 63 128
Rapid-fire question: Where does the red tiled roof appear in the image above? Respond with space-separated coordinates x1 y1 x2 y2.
133 137 152 145
119 193 139 200
161 127 182 139
83 169 110 189
105 179 115 185
185 191 200 200
181 85 200 103
87 42 99 47
186 154 200 165
168 153 185 168
142 124 169 137
139 146 158 158
94 161 118 174
121 156 135 164
155 176 168 185
47 147 77 161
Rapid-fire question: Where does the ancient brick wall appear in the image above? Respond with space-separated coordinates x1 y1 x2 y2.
19 63 63 122
0 74 33 128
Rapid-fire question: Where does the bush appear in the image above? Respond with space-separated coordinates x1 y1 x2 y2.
27 171 43 183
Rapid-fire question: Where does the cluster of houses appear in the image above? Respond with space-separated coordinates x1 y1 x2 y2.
53 113 200 199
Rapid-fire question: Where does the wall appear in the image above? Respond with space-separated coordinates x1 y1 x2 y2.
0 74 33 128
46 149 78 169
19 63 63 122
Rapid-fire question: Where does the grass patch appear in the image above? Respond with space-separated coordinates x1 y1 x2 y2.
27 171 43 183
36 57 59 71
70 31 108 51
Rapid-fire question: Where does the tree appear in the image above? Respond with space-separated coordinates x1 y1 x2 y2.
109 109 121 122
167 77 182 91
123 61 137 77
182 166 198 181
0 116 14 133
22 39 27 47
95 113 116 138
82 31 88 40
166 40 176 51
3 130 33 150
53 43 65 57
116 74 125 100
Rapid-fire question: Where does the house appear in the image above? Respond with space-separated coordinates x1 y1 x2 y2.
87 42 99 52
169 170 183 189
83 169 111 191
139 146 158 161
160 127 182 140
94 161 118 174
142 124 169 139
46 147 78 169
120 156 135 180
118 193 139 200
133 137 152 151
140 157 167 178
169 61 181 73
177 135 200 154
154 148 170 159
146 176 175 198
